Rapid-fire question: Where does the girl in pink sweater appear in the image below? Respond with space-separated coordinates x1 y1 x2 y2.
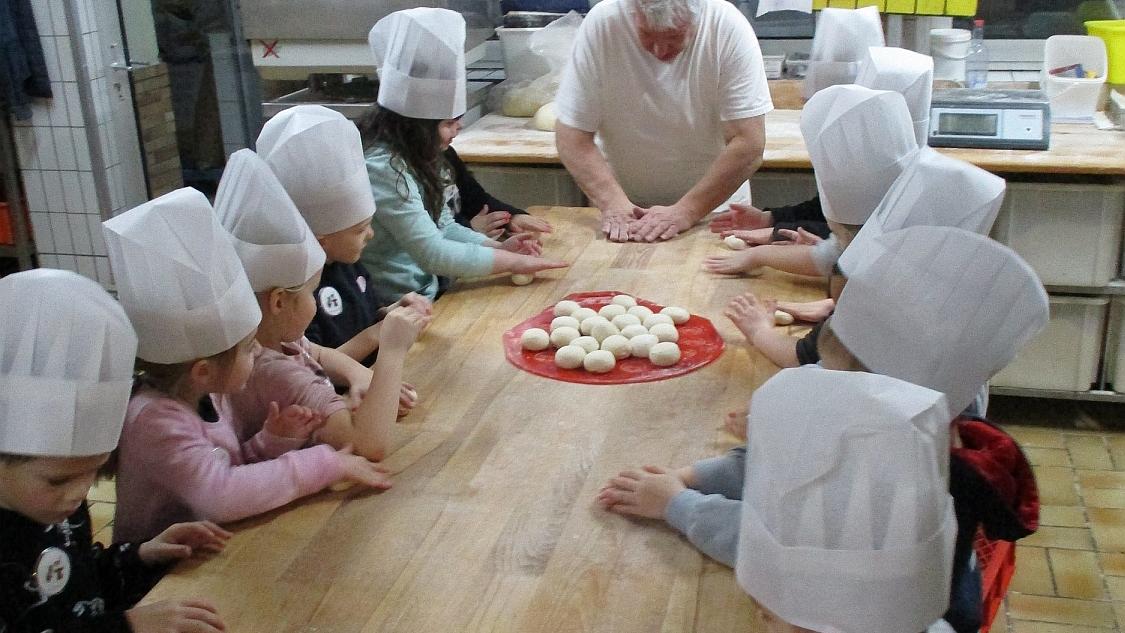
104 188 392 543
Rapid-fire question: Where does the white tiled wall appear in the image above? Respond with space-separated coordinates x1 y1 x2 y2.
14 0 139 288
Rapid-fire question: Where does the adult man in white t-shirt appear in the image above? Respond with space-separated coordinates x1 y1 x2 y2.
555 0 773 242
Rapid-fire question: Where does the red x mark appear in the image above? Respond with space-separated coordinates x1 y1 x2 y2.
261 40 279 59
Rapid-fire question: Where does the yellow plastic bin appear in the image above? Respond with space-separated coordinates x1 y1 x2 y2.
1086 20 1125 84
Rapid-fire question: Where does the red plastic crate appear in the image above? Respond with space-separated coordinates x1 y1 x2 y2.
976 529 1017 633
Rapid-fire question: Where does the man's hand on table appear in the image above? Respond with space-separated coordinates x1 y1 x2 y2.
601 206 636 242
628 204 695 242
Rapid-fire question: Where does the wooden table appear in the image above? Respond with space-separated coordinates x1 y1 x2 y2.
452 110 1125 176
142 206 826 633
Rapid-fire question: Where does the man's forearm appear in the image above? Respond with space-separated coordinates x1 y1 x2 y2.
677 134 762 222
556 124 631 212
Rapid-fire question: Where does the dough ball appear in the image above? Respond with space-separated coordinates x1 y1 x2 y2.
550 326 580 348
724 235 748 250
520 328 550 351
571 307 598 323
643 313 675 329
611 295 638 308
572 335 600 353
774 310 795 326
553 300 581 317
550 316 581 332
598 304 627 319
660 306 690 325
630 333 659 358
511 273 534 286
580 315 611 336
502 86 543 117
590 321 621 343
649 341 681 366
532 102 556 131
554 345 586 369
611 314 642 330
649 322 679 343
582 349 616 373
600 334 632 359
626 305 654 321
620 324 650 339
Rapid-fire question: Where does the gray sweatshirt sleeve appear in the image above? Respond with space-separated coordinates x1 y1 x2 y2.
690 446 746 499
665 489 743 568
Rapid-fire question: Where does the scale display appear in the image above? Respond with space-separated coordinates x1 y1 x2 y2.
929 89 1051 151
938 112 999 136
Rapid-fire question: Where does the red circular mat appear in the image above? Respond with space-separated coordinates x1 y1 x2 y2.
503 291 725 385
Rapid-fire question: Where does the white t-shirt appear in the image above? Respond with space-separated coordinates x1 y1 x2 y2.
555 0 773 207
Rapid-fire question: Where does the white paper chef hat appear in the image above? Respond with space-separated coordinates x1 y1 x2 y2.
256 105 377 236
736 366 955 633
801 85 918 225
0 269 137 456
856 46 934 145
833 226 1049 413
838 147 1005 276
369 8 466 120
803 6 885 99
103 188 262 364
214 149 326 292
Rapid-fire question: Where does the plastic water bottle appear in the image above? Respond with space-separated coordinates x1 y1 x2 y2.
965 19 990 89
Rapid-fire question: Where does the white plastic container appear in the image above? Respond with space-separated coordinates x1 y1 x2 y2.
496 27 551 83
989 181 1125 287
1041 35 1108 120
1110 297 1125 392
992 296 1108 391
930 29 971 83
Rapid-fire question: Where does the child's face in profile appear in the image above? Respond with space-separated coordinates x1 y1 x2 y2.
214 331 261 394
318 218 375 264
438 117 463 150
275 270 323 344
0 453 109 525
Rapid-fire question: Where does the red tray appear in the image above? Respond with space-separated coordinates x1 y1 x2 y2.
503 291 725 385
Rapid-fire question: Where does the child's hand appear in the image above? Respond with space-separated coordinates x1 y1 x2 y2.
724 408 749 441
471 205 510 240
263 402 325 440
335 446 394 489
720 227 774 247
774 298 835 323
725 293 777 342
703 249 758 275
709 203 771 233
139 521 232 566
595 465 685 519
127 599 226 632
508 254 569 275
774 227 823 246
398 382 418 417
392 292 433 317
508 214 553 234
499 233 543 256
380 306 429 353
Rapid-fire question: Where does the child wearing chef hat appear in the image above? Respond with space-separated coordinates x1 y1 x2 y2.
359 8 567 307
0 269 231 633
736 367 957 633
104 188 394 544
213 149 425 463
598 226 1046 630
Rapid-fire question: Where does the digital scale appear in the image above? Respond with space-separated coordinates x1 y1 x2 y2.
928 89 1052 151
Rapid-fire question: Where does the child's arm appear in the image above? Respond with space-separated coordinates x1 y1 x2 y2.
704 244 825 277
314 307 427 461
725 293 800 368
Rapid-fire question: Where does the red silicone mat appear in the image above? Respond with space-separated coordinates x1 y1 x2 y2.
503 291 725 385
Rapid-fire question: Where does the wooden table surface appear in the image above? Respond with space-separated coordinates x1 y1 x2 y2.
142 206 826 633
452 110 1125 176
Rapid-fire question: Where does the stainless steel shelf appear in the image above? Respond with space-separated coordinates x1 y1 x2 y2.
991 386 1125 403
1043 280 1125 296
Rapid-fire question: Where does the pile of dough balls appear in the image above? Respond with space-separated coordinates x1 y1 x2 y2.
521 294 689 372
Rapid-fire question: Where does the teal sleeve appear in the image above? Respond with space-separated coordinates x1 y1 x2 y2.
367 152 494 278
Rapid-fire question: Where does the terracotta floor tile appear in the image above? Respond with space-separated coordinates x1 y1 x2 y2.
1012 546 1055 595
1026 447 1073 468
1009 622 1115 633
1090 508 1125 552
1049 549 1105 600
1035 467 1081 506
1022 526 1095 551
1081 471 1125 490
1107 577 1125 602
1112 448 1125 471
88 502 114 535
88 478 116 503
1106 436 1125 452
1007 426 1067 449
1067 436 1115 471
1040 506 1089 528
1006 593 1115 628
992 601 1011 633
1100 552 1125 576
1086 489 1125 510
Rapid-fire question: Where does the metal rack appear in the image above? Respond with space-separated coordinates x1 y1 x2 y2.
0 109 36 271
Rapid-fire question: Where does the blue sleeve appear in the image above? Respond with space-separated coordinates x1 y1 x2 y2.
665 489 742 568
691 447 746 499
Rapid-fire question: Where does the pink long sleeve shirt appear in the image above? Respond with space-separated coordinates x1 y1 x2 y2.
112 387 346 543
